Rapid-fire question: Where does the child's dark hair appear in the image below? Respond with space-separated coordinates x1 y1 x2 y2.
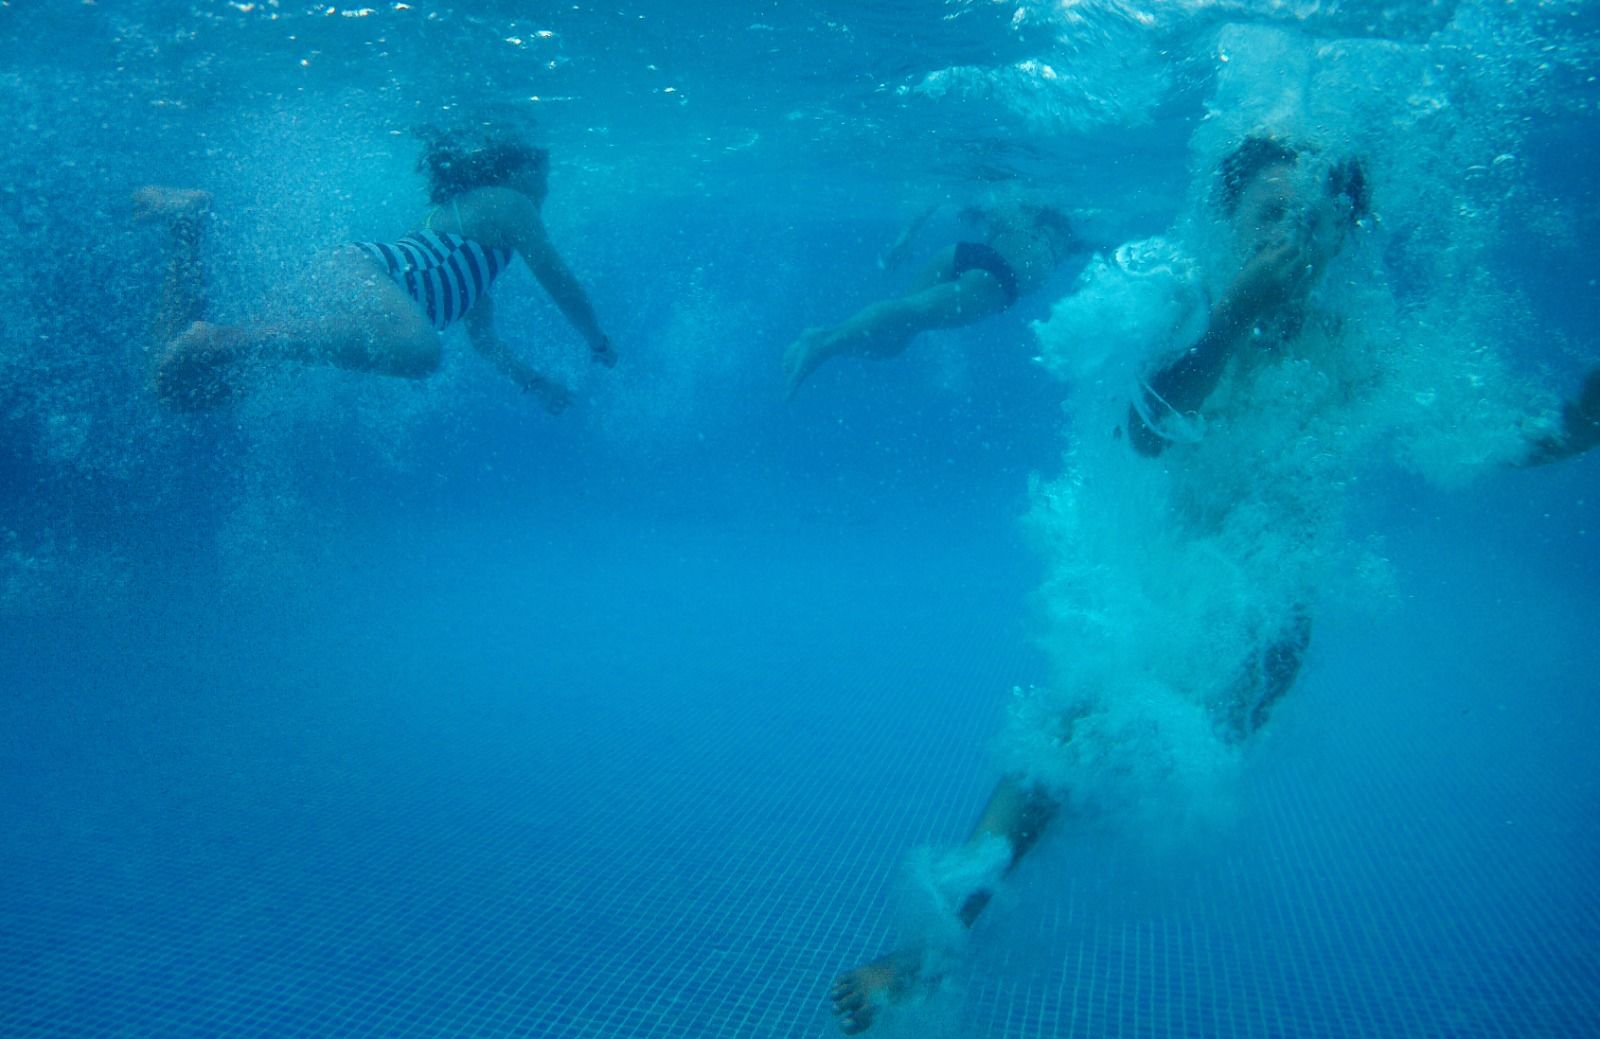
1219 134 1372 226
1325 157 1371 224
1218 135 1300 216
1025 202 1075 246
416 126 547 205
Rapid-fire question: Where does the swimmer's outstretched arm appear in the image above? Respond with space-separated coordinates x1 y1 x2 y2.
465 295 572 414
507 212 617 368
1129 235 1322 457
878 202 942 273
1520 367 1600 467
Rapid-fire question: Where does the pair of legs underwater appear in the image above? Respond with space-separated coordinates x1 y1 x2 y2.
133 187 442 410
830 611 1310 1033
783 243 1014 398
829 775 1058 1034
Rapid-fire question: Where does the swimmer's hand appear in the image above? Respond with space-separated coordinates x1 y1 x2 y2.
878 203 940 273
1233 235 1323 313
526 375 573 415
590 335 618 369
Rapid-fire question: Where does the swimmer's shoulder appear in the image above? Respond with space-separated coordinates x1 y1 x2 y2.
445 187 546 251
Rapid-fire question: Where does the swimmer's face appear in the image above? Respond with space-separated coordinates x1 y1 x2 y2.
1232 160 1299 243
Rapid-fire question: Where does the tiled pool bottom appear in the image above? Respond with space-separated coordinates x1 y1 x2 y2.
3 533 1597 1038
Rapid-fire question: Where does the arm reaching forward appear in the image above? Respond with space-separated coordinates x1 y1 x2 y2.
504 204 617 368
1129 232 1328 457
466 294 573 414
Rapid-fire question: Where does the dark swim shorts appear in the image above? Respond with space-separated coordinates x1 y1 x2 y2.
952 240 1020 306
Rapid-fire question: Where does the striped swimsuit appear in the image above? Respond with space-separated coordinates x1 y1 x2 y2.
355 225 513 331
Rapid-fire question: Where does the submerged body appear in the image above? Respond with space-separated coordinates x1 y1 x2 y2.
783 200 1073 398
826 135 1600 1034
352 227 514 333
137 133 615 413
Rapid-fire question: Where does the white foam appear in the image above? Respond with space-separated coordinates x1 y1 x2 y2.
1005 15 1573 833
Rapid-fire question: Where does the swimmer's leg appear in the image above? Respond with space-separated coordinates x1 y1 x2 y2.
135 186 250 410
951 774 1060 923
153 247 442 407
245 247 443 378
1248 612 1311 734
1221 611 1312 741
785 247 1009 398
133 187 212 373
829 775 1059 1034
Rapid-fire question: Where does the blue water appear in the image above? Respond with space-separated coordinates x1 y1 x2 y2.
3 2 1598 1037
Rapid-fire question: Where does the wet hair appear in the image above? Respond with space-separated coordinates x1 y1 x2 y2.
963 198 1076 255
1218 135 1301 216
1219 134 1372 226
415 126 548 205
1025 202 1075 245
1325 156 1371 224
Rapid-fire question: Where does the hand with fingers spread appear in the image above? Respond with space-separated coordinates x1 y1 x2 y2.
1234 232 1323 314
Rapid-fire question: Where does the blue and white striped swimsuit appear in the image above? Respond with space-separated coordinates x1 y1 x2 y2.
355 229 513 331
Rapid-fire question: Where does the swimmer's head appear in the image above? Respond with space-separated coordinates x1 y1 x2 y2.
1025 202 1077 257
1218 135 1302 217
416 125 549 205
1219 134 1371 229
977 191 1077 262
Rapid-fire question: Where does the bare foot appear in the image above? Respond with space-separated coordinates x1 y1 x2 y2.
783 326 836 399
829 946 924 1035
132 186 212 225
155 321 243 411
